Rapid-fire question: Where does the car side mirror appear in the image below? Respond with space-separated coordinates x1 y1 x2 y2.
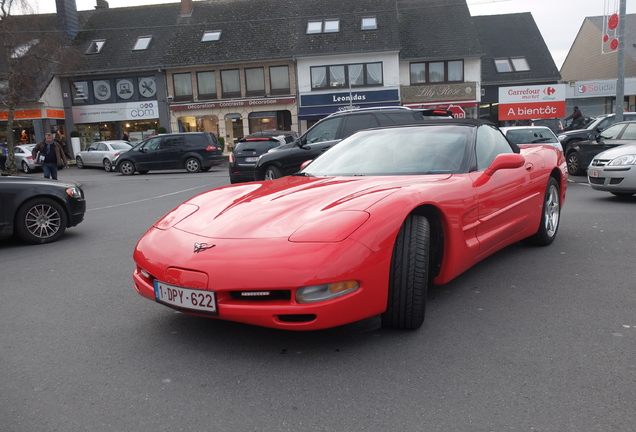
475 153 525 187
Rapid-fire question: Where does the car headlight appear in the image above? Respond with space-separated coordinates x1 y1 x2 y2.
608 155 636 166
557 134 566 141
296 280 359 303
65 186 83 199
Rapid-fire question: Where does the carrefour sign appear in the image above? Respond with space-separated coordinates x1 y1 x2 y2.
499 84 566 120
72 101 158 123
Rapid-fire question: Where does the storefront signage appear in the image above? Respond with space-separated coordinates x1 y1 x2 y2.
499 84 566 120
0 109 43 120
72 101 158 123
300 89 399 108
401 82 477 104
170 97 296 111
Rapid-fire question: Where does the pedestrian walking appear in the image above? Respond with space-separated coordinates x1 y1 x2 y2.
32 133 68 180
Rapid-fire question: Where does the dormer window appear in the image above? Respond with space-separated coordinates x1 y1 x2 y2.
361 17 377 30
86 40 105 54
202 30 222 42
307 19 340 34
133 36 152 51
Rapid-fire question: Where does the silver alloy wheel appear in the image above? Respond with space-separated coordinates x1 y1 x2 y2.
185 158 201 173
120 161 135 175
21 161 31 173
544 183 560 238
76 156 84 168
25 203 62 240
103 159 112 172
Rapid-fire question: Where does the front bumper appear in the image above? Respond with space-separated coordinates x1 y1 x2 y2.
587 165 636 193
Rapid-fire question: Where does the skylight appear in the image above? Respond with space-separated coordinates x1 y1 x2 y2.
510 57 530 71
86 40 105 55
133 36 153 51
324 19 340 33
494 57 531 73
202 30 222 42
307 21 322 34
361 17 377 30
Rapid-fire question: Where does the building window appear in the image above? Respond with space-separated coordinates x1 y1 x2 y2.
197 71 216 99
310 62 383 89
269 66 290 95
494 59 513 73
86 40 105 54
409 60 464 84
361 17 377 30
221 69 241 98
133 36 152 51
324 19 340 33
307 19 340 34
245 67 265 96
173 73 193 101
201 30 221 42
510 57 530 71
494 57 530 73
307 21 322 34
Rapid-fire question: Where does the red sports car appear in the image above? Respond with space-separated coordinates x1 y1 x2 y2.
133 120 567 330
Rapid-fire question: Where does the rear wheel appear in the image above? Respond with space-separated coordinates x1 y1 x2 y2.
566 151 583 175
15 198 67 244
76 156 84 169
119 160 135 175
264 165 283 180
21 161 33 173
103 159 113 172
381 214 430 330
185 157 201 173
523 177 560 246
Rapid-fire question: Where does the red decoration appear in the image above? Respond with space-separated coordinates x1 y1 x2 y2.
608 13 619 30
604 34 609 42
611 38 619 50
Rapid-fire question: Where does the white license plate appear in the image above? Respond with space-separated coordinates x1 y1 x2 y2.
154 281 217 314
589 169 599 178
245 157 258 162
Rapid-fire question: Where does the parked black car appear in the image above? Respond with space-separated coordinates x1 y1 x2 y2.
253 107 453 180
565 120 636 175
558 112 636 154
229 131 295 183
114 132 224 175
0 176 86 244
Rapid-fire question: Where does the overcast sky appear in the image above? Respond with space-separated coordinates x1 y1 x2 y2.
29 0 636 69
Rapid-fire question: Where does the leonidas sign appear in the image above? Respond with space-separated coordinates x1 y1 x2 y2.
498 84 566 120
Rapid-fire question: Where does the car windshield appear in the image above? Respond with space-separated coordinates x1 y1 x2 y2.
506 128 558 144
301 125 470 176
111 143 133 150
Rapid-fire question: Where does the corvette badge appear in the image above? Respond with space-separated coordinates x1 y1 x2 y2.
193 242 216 253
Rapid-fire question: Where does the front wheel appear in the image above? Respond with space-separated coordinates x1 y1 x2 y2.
119 160 135 176
523 177 560 246
381 214 430 330
185 158 201 173
103 159 113 172
566 152 583 175
264 165 283 180
76 156 84 169
15 198 68 244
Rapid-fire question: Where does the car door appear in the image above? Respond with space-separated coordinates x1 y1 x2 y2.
83 143 99 165
159 135 186 169
470 125 538 257
87 142 107 166
282 116 345 175
576 123 629 168
133 136 164 170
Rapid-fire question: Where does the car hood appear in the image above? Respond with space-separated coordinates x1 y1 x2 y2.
166 175 450 239
0 176 78 189
595 143 636 159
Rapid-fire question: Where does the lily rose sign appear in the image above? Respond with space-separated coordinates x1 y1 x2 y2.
498 84 566 121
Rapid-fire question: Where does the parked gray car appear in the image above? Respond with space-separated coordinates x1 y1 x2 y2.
14 144 38 173
76 140 132 172
587 142 636 196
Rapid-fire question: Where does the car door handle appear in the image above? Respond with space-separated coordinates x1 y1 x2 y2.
525 163 534 171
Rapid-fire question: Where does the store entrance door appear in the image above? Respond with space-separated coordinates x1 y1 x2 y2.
224 113 244 151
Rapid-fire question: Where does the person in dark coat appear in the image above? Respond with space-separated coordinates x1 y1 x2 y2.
32 133 68 180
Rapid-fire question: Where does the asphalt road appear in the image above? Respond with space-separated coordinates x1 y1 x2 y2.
1 167 635 432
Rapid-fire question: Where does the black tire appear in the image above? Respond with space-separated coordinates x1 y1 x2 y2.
523 177 560 246
119 160 135 175
610 192 635 197
264 165 283 180
76 156 84 169
566 151 583 175
15 198 68 244
21 161 33 173
381 214 430 330
201 167 211 172
103 159 113 172
185 158 201 173
138 170 149 174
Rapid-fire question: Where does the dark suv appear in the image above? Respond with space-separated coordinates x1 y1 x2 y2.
558 112 636 153
253 107 453 180
114 132 223 175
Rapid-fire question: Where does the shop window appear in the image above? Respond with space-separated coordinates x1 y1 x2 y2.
197 71 217 99
248 111 277 133
221 69 241 98
245 68 265 97
270 66 290 95
133 36 152 51
409 60 464 84
173 73 193 101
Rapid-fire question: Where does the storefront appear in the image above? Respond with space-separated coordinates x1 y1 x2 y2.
169 97 297 151
401 82 479 118
298 89 400 129
565 78 636 116
0 108 66 145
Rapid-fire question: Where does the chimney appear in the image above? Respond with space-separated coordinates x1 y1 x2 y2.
55 0 80 40
181 0 193 17
95 0 109 9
